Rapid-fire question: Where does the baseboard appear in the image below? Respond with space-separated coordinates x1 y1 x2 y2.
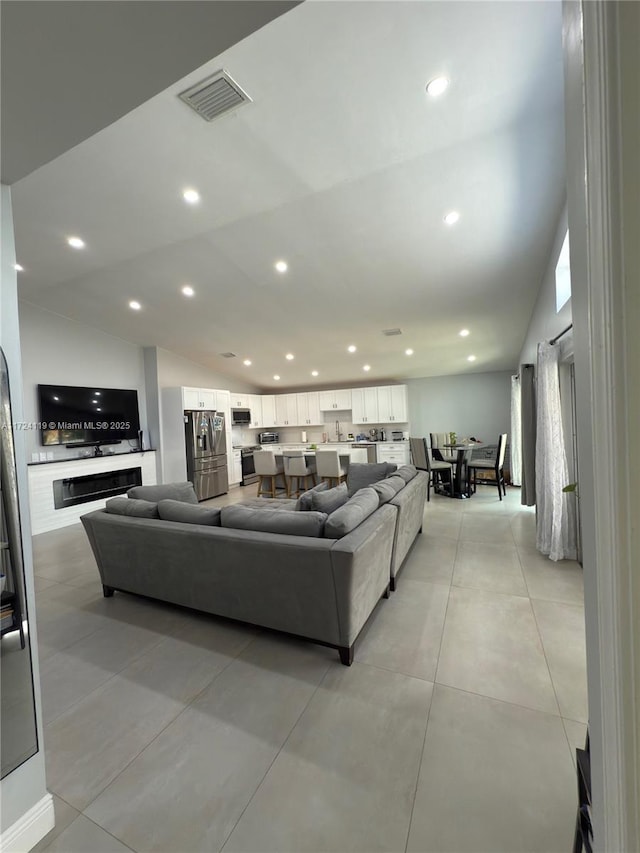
0 793 54 853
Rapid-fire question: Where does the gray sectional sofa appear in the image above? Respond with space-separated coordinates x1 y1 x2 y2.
80 464 428 664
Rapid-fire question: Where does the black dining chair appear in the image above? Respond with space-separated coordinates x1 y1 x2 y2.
410 437 453 501
467 433 508 500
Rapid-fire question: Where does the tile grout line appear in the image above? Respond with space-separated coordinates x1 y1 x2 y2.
218 659 334 852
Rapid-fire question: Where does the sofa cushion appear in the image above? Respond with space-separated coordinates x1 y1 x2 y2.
395 464 418 483
384 475 406 495
324 487 380 539
295 481 328 511
241 498 298 511
127 482 198 504
221 506 327 537
371 479 398 506
310 483 349 514
157 499 221 526
346 463 398 496
105 497 159 518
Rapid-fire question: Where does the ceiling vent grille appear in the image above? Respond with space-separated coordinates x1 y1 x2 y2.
382 328 403 336
179 71 251 122
219 352 236 359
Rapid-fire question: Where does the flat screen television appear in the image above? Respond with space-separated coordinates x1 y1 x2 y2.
38 384 140 448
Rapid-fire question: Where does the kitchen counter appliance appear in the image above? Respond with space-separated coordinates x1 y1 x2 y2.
184 410 228 500
258 432 279 444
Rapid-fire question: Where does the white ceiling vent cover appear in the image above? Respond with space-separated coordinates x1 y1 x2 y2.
382 328 403 336
179 71 251 122
219 352 237 359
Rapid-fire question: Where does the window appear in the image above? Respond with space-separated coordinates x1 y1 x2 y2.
555 230 571 312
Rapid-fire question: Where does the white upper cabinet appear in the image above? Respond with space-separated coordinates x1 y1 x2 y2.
275 393 298 426
248 394 263 428
231 392 250 408
181 387 216 410
261 395 278 428
296 392 322 425
318 388 352 410
351 387 379 424
377 385 408 422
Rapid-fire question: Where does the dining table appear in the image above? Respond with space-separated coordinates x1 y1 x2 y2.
443 443 481 499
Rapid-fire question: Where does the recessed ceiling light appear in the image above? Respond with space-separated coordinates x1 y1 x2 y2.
444 211 460 226
129 300 142 311
181 285 195 297
243 359 252 366
53 396 59 401
275 260 288 273
92 399 98 404
96 407 102 412
459 328 470 337
405 348 414 356
67 236 85 249
311 370 319 377
273 374 280 381
426 76 449 97
467 355 477 362
347 345 357 353
182 188 200 204
95 391 101 396
363 364 371 372
13 263 24 272
285 353 294 360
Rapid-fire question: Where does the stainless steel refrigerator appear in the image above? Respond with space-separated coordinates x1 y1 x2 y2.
184 410 228 500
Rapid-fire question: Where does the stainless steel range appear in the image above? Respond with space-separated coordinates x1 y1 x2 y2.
240 445 262 486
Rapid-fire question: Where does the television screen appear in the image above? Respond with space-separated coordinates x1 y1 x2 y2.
38 384 140 447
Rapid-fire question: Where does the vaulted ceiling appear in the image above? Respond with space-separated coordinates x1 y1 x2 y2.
7 0 566 390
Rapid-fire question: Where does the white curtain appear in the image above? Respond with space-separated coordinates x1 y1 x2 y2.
535 342 577 560
510 375 522 486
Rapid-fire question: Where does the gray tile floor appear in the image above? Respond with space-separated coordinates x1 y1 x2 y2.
31 484 587 852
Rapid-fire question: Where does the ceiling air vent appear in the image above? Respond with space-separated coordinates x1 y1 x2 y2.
179 71 251 122
382 328 402 337
219 352 236 359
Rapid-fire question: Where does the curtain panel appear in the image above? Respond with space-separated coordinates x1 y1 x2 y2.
535 342 577 560
510 375 522 486
520 364 536 506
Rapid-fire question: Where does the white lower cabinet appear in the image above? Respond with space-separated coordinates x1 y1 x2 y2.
376 443 410 465
232 450 242 485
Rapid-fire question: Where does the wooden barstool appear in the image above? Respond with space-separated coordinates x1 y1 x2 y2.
314 450 347 488
283 450 316 497
254 450 286 498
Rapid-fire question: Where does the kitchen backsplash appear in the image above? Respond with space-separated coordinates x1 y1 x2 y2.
232 416 408 447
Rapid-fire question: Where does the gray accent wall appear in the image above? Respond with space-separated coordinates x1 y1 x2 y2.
406 371 513 445
18 301 148 462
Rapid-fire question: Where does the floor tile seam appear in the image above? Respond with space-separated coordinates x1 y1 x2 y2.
356 659 437 686
430 552 455 699
529 593 585 608
402 671 437 853
217 659 333 853
527 594 565 719
73 686 213 818
431 677 565 720
73 813 137 853
36 622 106 660
560 718 587 767
41 628 174 728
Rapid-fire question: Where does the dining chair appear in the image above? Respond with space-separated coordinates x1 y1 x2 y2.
283 450 317 497
253 450 286 498
429 432 456 463
467 433 508 500
314 450 347 488
410 437 452 501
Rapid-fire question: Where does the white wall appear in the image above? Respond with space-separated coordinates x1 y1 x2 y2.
406 371 512 444
1 185 53 846
18 301 148 462
518 205 573 366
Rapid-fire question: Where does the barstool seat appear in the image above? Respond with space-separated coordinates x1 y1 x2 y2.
314 450 347 488
253 450 286 498
283 450 316 497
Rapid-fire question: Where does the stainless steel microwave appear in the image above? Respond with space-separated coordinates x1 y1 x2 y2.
258 432 279 443
231 408 251 425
